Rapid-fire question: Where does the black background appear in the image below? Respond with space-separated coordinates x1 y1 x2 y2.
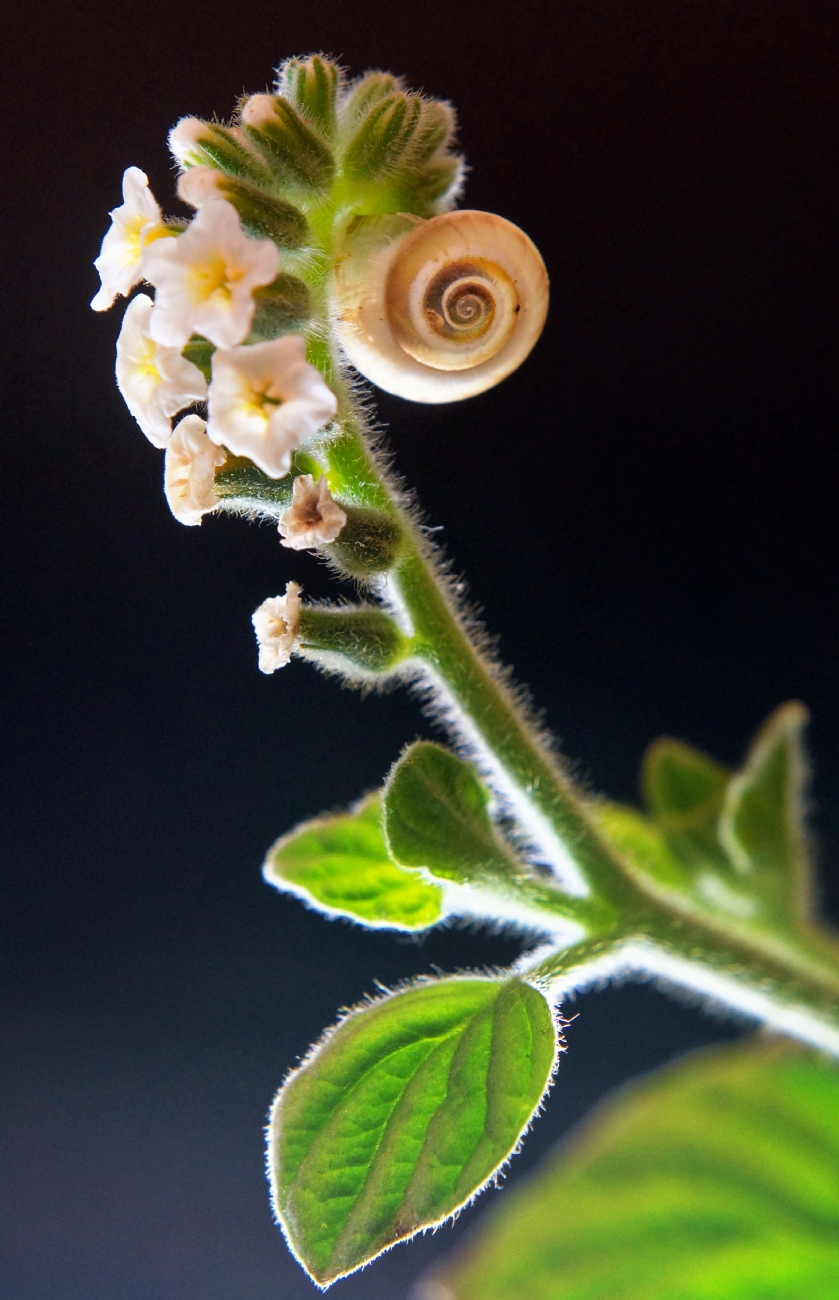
3 2 839 1296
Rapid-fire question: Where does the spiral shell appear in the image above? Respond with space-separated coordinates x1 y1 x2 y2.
333 210 549 403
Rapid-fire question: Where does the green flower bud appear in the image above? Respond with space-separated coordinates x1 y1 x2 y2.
247 273 312 341
297 605 413 678
278 55 342 139
241 94 334 192
326 507 404 577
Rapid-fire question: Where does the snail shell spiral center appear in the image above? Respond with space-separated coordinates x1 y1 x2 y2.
387 240 520 372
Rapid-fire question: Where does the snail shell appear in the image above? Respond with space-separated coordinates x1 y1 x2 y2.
333 210 549 403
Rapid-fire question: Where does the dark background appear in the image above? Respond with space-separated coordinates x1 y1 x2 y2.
3 1 839 1296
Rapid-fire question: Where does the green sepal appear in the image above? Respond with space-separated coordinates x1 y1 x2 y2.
180 122 265 181
245 97 334 191
181 333 215 382
268 976 558 1286
297 604 413 677
246 273 312 342
325 506 403 577
642 736 732 873
212 176 309 248
342 92 423 181
263 792 443 930
384 742 518 884
340 71 402 126
429 1039 839 1300
279 55 342 139
720 702 811 905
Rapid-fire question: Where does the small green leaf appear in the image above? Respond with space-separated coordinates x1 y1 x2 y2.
263 793 442 930
429 1038 839 1300
593 800 690 890
269 976 558 1286
384 742 517 883
720 702 810 891
642 735 732 872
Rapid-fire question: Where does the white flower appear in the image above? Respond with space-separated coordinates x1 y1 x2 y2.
207 336 337 479
91 167 168 311
164 415 226 526
278 474 347 550
252 583 302 673
142 199 279 350
177 165 224 208
115 294 207 447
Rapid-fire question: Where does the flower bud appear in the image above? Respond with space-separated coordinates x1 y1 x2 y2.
241 94 334 191
297 605 413 678
325 508 404 577
177 167 308 249
169 118 264 180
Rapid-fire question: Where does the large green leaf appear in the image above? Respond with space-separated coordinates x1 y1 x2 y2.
384 742 517 883
269 976 558 1286
426 1039 839 1300
263 793 443 930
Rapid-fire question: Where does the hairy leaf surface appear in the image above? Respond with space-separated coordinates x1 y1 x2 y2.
385 742 516 882
263 794 443 930
269 976 558 1286
427 1039 839 1300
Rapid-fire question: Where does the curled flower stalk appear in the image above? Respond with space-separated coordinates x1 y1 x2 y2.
93 55 839 1288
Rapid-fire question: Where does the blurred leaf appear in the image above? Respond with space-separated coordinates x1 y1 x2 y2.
427 1038 839 1300
642 735 732 872
263 793 443 930
269 977 557 1286
384 742 517 883
593 799 691 890
720 702 810 902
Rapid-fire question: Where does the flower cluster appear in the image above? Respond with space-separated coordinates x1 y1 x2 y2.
91 167 338 524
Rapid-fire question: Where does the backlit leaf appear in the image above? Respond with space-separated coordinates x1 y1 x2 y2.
426 1038 839 1300
263 793 443 930
269 976 558 1286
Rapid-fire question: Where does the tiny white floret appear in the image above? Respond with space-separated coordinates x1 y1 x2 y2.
143 199 279 350
168 118 210 167
115 294 207 447
240 94 278 129
207 336 337 479
252 582 302 673
177 165 224 208
91 167 168 311
278 474 347 550
164 415 226 526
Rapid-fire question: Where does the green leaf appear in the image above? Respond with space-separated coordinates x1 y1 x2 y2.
720 702 810 895
642 735 732 873
428 1038 839 1300
384 742 517 883
269 976 558 1286
593 799 691 890
263 793 443 930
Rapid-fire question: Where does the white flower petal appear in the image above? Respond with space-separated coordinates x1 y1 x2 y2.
278 474 347 550
206 336 337 479
115 294 208 447
143 199 280 349
164 415 226 525
252 582 302 673
91 168 165 311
